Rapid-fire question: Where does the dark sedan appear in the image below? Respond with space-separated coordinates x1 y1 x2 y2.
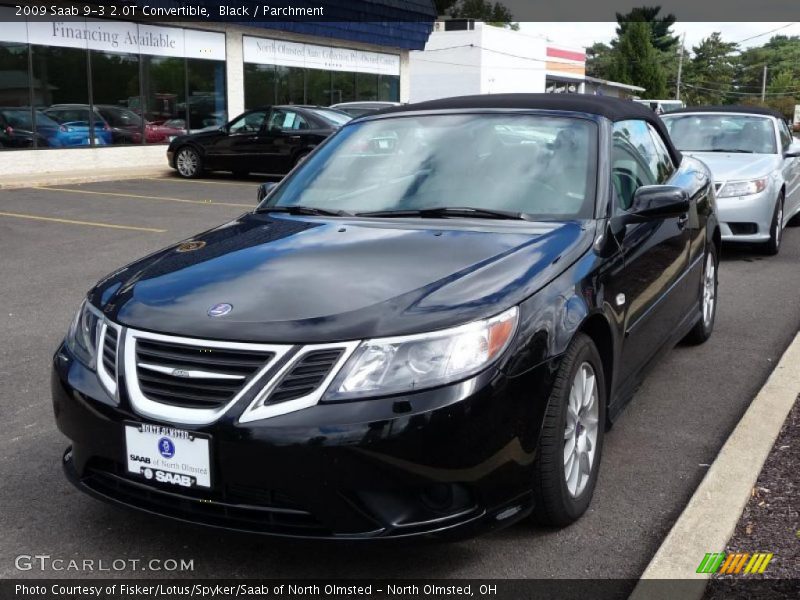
166 106 350 178
53 94 719 540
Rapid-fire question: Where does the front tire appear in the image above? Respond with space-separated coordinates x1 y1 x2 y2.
764 196 784 255
532 333 606 527
683 244 718 345
175 146 203 179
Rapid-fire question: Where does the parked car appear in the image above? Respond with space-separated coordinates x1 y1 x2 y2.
633 99 685 114
42 106 113 146
166 105 349 178
53 94 718 540
0 107 62 148
663 105 800 254
330 101 402 117
46 104 141 144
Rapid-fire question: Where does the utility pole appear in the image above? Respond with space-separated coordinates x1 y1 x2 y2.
676 32 686 101
761 64 768 102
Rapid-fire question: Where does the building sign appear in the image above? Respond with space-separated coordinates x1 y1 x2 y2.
243 35 400 76
0 16 224 60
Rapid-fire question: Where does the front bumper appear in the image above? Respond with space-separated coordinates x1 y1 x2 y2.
53 343 555 540
166 150 175 168
716 188 776 242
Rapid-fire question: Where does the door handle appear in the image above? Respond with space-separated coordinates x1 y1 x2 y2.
289 135 301 140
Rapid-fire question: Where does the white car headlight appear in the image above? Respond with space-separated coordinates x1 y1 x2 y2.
717 178 768 198
65 300 102 369
325 307 519 401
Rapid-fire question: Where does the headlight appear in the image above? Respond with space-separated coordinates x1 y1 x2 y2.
325 307 518 401
65 300 102 369
717 178 768 198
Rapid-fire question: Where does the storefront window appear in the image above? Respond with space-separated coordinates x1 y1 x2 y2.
378 75 400 102
356 73 378 101
275 66 304 105
187 58 227 132
142 55 186 144
306 69 331 106
330 71 356 105
244 63 276 109
0 42 32 150
91 50 141 145
31 45 102 148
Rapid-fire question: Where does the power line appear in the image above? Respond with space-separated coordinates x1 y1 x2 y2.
732 22 797 45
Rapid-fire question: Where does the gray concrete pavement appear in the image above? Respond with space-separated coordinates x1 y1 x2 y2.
1 176 799 579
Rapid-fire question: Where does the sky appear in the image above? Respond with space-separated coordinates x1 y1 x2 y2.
518 22 800 52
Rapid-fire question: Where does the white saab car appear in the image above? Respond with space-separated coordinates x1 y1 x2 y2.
663 106 800 254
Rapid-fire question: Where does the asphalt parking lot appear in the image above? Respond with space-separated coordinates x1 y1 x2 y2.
1 175 799 580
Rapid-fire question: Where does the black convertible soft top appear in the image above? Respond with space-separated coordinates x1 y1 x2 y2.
376 93 682 164
666 104 785 120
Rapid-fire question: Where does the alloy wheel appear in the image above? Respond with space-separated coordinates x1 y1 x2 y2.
564 362 600 498
702 252 716 328
176 148 198 177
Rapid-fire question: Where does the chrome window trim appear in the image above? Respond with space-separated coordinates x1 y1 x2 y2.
239 341 360 424
96 319 122 400
123 328 293 426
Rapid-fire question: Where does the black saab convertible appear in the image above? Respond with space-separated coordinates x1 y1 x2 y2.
54 94 719 540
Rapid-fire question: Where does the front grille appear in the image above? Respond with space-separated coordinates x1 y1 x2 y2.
134 339 274 409
81 460 330 535
266 349 344 404
101 327 118 380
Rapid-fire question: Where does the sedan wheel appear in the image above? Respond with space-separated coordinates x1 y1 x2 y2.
564 363 600 498
532 333 605 527
683 244 718 345
176 147 202 179
765 198 783 255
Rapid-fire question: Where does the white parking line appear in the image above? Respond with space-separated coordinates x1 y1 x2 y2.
34 186 252 208
0 211 166 233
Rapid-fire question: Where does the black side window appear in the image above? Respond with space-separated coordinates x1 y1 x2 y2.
228 111 267 134
647 124 675 182
612 121 658 212
779 120 792 150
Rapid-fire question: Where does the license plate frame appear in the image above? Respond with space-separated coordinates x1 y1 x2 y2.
124 422 212 489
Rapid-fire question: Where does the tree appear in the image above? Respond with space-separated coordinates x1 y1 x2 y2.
614 5 679 53
443 0 519 30
586 42 615 80
683 33 738 105
611 20 667 97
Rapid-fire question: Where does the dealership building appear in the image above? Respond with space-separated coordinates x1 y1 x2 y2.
0 1 435 177
409 20 643 102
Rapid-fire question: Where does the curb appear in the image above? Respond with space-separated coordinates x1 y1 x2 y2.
630 331 800 600
0 168 173 190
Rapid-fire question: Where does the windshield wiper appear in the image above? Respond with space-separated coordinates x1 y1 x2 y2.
256 205 352 217
356 207 534 221
705 149 755 153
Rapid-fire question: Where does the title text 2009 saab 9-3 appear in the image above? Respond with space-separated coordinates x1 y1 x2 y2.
53 94 719 540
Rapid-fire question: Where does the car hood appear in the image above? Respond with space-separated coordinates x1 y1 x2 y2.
683 151 779 182
90 213 593 343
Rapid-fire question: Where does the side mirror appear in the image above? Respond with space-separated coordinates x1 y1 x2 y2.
627 185 690 220
784 141 800 158
605 185 690 244
257 181 278 203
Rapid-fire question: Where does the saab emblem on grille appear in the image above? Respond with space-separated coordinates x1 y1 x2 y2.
208 303 233 317
171 368 191 378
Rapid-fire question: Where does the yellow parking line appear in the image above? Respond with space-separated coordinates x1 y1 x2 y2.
144 177 259 188
0 211 166 233
34 186 253 208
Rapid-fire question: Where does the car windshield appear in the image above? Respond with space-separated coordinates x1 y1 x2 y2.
663 114 777 154
259 113 597 219
307 108 352 126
